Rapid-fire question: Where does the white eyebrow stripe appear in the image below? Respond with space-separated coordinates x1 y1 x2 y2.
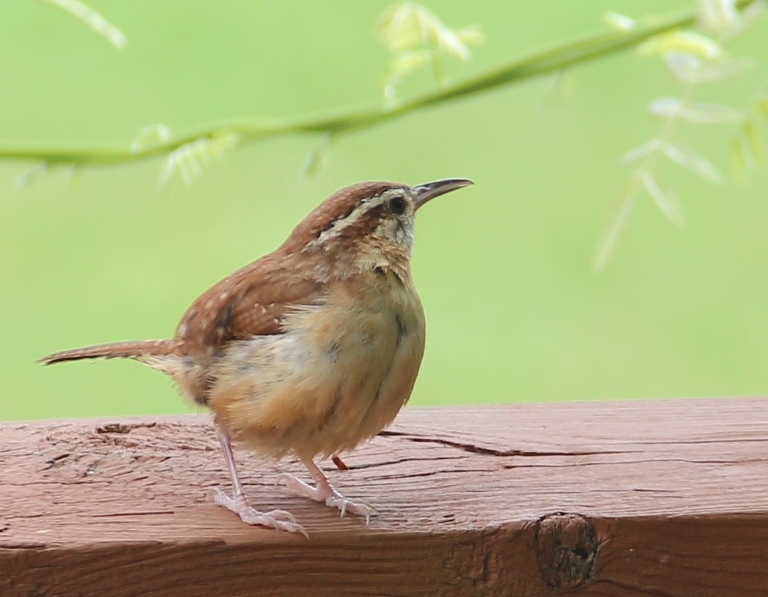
304 191 399 250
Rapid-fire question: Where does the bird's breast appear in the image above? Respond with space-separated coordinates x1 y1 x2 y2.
207 271 425 460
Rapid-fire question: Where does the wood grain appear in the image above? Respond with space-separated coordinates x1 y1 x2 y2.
1 398 767 596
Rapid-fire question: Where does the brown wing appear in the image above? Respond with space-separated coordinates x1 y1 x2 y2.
175 251 325 358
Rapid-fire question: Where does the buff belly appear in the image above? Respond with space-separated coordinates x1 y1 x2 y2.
206 297 425 460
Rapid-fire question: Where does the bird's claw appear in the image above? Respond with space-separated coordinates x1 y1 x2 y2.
325 495 376 524
211 487 308 537
277 473 375 524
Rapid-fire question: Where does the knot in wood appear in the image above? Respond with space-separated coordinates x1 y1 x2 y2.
535 512 597 590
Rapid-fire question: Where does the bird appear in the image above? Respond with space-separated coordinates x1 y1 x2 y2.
41 177 473 534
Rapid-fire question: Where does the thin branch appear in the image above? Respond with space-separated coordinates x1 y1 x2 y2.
0 3 749 168
40 0 126 49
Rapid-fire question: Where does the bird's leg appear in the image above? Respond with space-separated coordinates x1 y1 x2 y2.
277 457 376 523
212 424 307 536
331 454 349 470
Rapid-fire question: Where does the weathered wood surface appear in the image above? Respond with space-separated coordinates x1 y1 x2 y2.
1 398 767 597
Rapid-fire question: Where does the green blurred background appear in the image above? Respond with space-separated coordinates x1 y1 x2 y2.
1 1 767 420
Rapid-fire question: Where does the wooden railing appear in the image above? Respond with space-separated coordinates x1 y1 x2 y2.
1 398 766 596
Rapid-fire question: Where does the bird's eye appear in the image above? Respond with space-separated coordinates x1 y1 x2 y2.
387 195 407 216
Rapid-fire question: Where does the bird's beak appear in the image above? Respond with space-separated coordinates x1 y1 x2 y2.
413 178 474 209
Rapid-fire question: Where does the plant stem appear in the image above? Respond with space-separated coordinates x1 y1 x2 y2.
0 2 752 169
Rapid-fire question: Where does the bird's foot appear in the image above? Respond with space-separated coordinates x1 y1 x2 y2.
211 487 307 537
276 473 376 523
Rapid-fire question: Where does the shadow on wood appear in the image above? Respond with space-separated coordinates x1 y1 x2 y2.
1 398 767 596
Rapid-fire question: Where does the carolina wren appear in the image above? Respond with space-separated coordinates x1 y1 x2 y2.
41 178 473 534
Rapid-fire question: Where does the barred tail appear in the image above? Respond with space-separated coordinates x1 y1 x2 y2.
39 339 182 365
